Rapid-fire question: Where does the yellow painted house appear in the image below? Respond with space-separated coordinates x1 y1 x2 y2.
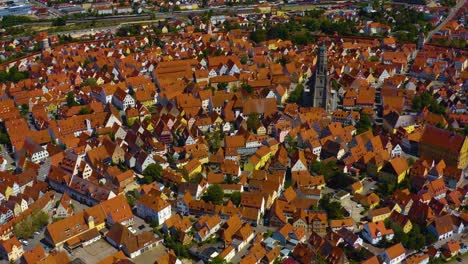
351 181 363 194
402 219 413 233
244 146 272 172
45 100 59 114
180 3 199 10
183 159 202 178
4 186 14 201
96 77 105 86
383 112 417 134
379 157 409 184
389 211 412 233
267 39 282 50
355 193 381 209
256 3 272 14
389 203 402 214
368 207 391 222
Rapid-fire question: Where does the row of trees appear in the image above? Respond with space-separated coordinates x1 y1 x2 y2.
0 66 30 83
13 209 49 239
202 184 242 206
249 9 360 45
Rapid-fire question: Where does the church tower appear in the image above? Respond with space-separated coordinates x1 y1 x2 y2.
302 44 330 110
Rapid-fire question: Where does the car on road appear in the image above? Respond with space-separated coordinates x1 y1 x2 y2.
20 240 28 246
34 231 40 236
138 224 145 230
456 257 462 262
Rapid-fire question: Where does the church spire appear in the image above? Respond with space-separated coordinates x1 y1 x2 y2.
302 44 331 111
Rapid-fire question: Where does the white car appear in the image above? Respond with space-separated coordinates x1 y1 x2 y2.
34 231 40 236
128 226 137 234
21 240 28 246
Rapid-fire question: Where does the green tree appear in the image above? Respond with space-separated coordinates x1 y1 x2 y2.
287 83 304 103
189 173 204 184
240 55 248 65
241 83 253 94
411 92 446 115
79 107 92 115
369 55 380 62
81 78 97 88
20 104 29 117
217 82 228 91
230 191 241 206
318 194 344 220
52 17 67 27
205 184 224 205
32 210 49 230
310 160 338 181
1 16 32 28
13 209 49 239
356 113 372 134
284 135 298 155
250 29 267 43
66 91 79 107
143 163 163 184
247 112 261 132
206 130 224 153
0 67 29 83
126 193 137 207
210 257 228 264
0 132 10 145
463 125 468 136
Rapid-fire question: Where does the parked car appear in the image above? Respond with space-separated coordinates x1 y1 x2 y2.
34 231 40 236
138 224 145 230
128 226 137 234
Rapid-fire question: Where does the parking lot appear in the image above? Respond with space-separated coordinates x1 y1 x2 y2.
72 239 118 264
340 196 364 223
133 244 168 263
21 229 52 253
